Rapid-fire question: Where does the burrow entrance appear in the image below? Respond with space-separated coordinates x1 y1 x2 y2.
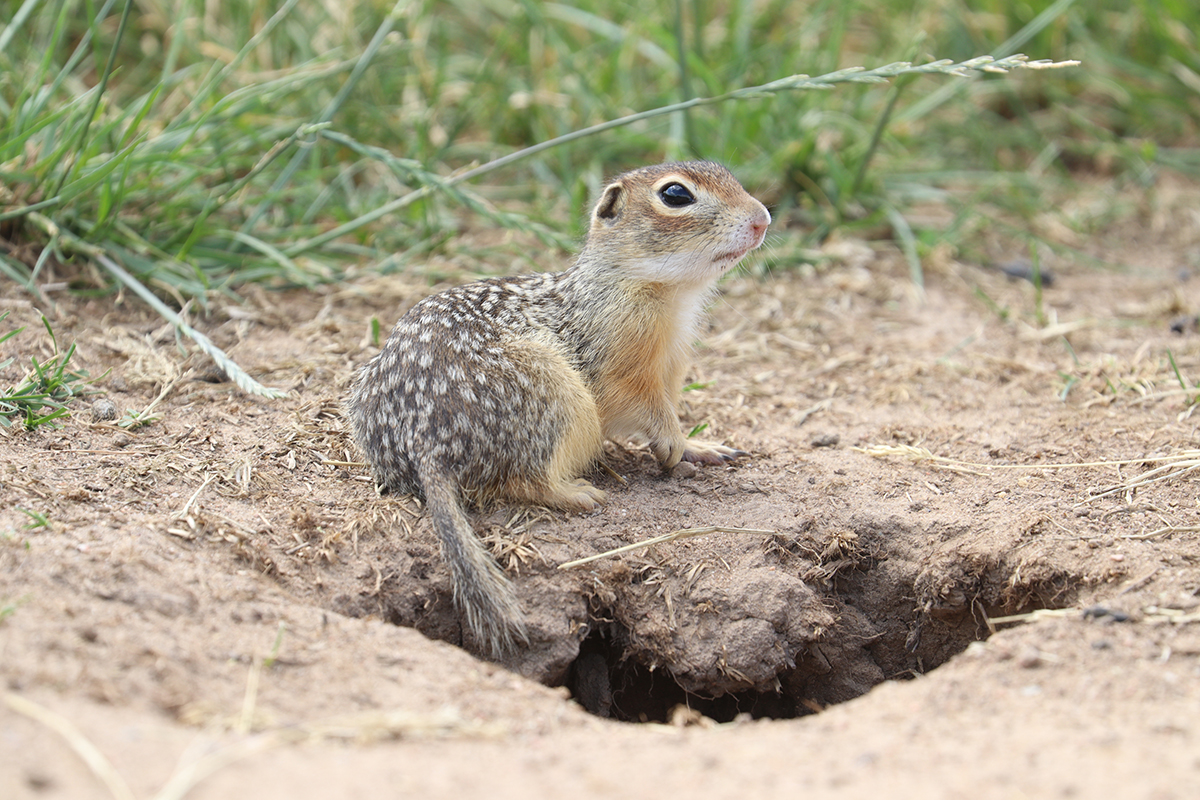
557 515 1077 722
335 511 1078 723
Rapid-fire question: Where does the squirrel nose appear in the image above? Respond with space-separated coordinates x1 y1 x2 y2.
749 212 770 239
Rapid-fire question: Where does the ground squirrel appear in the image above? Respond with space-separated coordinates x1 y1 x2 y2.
348 161 771 657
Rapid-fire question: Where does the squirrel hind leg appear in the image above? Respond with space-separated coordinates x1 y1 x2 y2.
541 478 607 512
499 438 604 513
532 394 606 511
501 335 606 512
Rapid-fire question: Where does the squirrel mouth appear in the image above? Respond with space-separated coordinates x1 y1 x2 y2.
713 246 751 265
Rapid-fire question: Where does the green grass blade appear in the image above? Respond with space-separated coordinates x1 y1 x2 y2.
0 0 45 58
885 204 923 290
49 0 129 197
237 0 410 239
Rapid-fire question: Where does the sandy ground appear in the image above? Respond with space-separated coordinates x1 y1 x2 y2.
2 177 1200 798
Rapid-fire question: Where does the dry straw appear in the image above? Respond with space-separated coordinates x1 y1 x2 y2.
558 525 776 570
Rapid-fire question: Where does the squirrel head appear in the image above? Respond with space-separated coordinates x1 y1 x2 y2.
583 161 770 286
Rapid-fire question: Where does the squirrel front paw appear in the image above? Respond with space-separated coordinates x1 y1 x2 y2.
652 436 747 469
681 441 748 465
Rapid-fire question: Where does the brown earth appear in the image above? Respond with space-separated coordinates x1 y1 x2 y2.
3 178 1200 798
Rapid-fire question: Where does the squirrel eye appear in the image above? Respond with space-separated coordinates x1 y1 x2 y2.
659 182 695 207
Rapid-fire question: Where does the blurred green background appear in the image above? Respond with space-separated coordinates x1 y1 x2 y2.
1 0 1197 303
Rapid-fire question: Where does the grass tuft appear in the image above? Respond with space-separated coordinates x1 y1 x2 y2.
1166 350 1200 407
16 507 50 530
0 311 90 429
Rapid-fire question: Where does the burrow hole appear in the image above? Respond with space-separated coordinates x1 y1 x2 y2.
563 570 1076 723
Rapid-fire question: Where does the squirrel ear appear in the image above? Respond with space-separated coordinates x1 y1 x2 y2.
592 182 625 224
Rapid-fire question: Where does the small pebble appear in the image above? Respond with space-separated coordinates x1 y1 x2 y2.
1017 647 1043 668
193 365 230 384
91 398 118 421
811 433 839 448
671 461 698 480
111 432 133 449
1169 315 1198 334
1083 606 1130 623
994 259 1055 287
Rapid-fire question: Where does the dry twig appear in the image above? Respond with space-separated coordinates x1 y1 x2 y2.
558 525 775 570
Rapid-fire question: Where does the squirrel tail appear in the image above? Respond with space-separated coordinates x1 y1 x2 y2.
418 462 529 657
